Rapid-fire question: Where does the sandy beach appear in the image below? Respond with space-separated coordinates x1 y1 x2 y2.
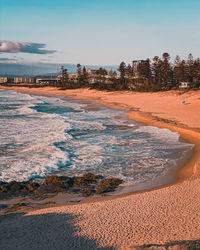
0 86 200 249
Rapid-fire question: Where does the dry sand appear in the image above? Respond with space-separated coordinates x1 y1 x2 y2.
0 86 200 249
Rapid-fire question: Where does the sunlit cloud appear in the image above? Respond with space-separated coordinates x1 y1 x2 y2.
0 40 56 54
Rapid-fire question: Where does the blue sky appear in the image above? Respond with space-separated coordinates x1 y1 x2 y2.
0 0 200 65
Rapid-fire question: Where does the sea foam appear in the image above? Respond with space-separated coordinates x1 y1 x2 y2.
0 90 193 185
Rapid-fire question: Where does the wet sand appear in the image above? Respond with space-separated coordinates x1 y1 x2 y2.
0 86 200 249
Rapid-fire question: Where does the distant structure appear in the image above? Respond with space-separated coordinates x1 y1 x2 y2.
14 77 34 84
132 60 149 78
68 73 78 83
86 68 119 84
179 82 191 89
25 77 34 83
0 77 8 83
36 77 58 84
14 77 23 84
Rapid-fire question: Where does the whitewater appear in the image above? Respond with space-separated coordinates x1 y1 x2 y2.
0 89 193 188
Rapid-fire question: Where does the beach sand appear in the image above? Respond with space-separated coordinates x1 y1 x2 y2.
0 86 200 249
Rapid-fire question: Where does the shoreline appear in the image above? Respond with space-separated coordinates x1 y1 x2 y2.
0 86 198 192
1 86 200 248
0 87 194 211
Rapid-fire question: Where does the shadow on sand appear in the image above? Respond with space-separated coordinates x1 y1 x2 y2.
0 212 113 250
1 211 200 250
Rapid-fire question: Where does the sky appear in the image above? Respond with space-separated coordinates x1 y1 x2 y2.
0 0 200 66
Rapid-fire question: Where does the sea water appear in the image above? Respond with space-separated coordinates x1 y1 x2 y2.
0 89 193 189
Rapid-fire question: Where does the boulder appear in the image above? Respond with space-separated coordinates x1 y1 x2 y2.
96 178 122 194
73 173 99 187
43 176 73 187
81 187 94 197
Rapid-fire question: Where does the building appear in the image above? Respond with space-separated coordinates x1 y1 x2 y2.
179 82 190 89
36 78 58 84
132 60 149 78
14 77 24 84
68 73 78 80
0 77 8 83
23 77 34 83
87 69 98 76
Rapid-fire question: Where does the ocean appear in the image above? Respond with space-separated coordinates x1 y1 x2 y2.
0 89 193 190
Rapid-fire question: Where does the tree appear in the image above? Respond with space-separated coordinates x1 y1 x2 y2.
173 55 182 86
118 61 126 82
152 56 162 87
187 53 194 83
82 66 89 85
193 58 200 86
77 64 82 84
109 68 114 78
161 52 172 89
96 68 107 83
126 64 133 78
137 59 152 81
60 66 68 87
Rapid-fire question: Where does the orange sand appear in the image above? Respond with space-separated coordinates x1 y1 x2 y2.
0 86 200 249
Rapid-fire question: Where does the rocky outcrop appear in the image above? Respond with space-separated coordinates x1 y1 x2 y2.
0 173 122 201
96 178 123 194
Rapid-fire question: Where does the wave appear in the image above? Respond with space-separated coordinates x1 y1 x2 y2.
0 90 71 182
0 90 194 186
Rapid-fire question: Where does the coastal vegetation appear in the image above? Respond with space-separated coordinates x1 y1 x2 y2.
1 53 200 92
58 52 200 92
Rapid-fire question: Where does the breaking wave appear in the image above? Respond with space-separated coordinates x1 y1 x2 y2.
0 89 193 185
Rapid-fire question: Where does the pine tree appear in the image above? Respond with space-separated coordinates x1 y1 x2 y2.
60 66 68 87
77 64 82 84
161 52 172 89
173 55 182 86
126 64 133 78
187 53 194 83
152 56 162 87
193 58 200 86
118 62 126 80
82 66 89 85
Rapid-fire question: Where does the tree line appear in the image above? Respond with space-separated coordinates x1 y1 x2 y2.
58 53 200 91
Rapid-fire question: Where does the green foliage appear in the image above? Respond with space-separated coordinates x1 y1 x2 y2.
55 52 200 92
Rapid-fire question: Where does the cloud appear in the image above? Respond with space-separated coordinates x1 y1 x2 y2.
0 40 56 54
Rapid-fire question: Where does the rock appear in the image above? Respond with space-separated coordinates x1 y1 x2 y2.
96 178 122 194
43 176 73 187
0 173 123 200
6 181 24 193
73 173 99 187
81 187 94 197
25 182 40 191
0 182 7 192
0 181 40 197
81 173 99 183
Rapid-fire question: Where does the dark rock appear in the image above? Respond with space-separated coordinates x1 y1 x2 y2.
4 181 27 194
42 176 73 195
96 178 122 194
81 187 94 197
73 173 99 187
0 173 122 200
25 182 40 191
81 173 99 183
0 182 7 192
43 176 73 187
